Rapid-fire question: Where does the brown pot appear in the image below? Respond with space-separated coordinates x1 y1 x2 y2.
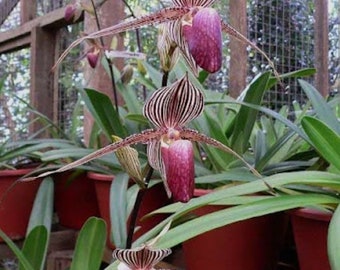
88 172 170 248
0 168 41 241
182 189 288 270
54 171 100 230
289 208 332 270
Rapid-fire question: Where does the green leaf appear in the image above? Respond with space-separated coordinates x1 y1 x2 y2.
231 72 271 154
299 80 340 134
110 173 129 248
0 230 35 270
302 116 340 171
18 177 54 270
155 194 338 248
81 88 127 139
20 226 48 270
70 217 107 270
328 204 340 269
267 68 316 89
135 171 340 247
26 177 54 233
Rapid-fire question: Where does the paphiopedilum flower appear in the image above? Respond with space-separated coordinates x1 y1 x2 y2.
56 0 277 76
113 245 171 270
36 73 259 202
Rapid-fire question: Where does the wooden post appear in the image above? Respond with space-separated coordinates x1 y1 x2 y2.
229 0 248 98
20 0 36 23
314 0 329 96
83 0 125 143
30 26 57 134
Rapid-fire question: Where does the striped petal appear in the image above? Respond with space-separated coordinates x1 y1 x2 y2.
157 23 180 72
54 7 190 69
171 0 216 7
113 245 171 270
143 73 203 129
167 20 199 76
161 140 195 202
183 8 222 73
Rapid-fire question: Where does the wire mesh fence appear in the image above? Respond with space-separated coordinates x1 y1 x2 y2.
247 0 315 111
0 0 339 142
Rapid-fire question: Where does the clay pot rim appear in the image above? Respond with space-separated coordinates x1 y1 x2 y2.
87 171 115 181
289 207 333 222
0 168 36 177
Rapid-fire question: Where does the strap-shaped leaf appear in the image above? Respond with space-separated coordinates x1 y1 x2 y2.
143 73 203 128
301 116 340 172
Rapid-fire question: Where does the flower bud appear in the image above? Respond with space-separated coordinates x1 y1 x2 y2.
120 65 134 85
64 4 76 22
86 48 100 68
161 140 194 202
183 8 222 73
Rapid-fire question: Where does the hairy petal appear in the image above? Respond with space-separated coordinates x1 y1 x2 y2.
181 128 262 177
113 245 171 270
183 8 222 73
143 73 204 129
161 140 195 202
29 129 165 180
220 20 280 81
54 7 190 69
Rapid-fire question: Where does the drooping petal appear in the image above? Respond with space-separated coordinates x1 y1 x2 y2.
113 245 171 270
143 73 204 129
27 129 165 180
220 20 280 81
161 140 195 202
180 127 262 177
54 7 190 69
183 8 222 73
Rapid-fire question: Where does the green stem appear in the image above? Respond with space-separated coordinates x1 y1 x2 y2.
90 0 119 115
125 71 169 248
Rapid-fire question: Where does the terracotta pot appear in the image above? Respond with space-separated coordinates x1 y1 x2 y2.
0 168 41 241
182 189 288 270
289 208 332 270
54 171 100 230
88 172 170 248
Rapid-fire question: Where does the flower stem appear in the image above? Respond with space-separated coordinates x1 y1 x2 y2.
126 166 154 249
90 0 119 115
125 72 169 248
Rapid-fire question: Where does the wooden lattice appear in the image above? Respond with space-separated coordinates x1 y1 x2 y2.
0 0 19 26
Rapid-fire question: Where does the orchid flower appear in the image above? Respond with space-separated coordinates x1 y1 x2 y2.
35 73 260 202
56 0 278 77
113 245 171 270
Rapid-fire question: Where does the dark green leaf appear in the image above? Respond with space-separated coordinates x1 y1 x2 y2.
302 116 340 171
231 72 271 153
299 80 340 134
81 88 127 139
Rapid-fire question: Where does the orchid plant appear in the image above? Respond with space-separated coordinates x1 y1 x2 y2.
59 0 278 78
36 73 259 202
